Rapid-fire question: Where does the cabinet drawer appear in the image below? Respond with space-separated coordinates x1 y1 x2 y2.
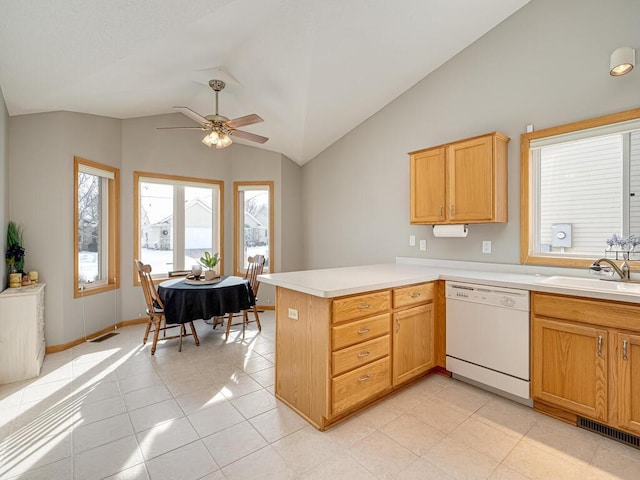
333 291 390 323
332 356 391 415
332 313 390 350
332 335 390 376
393 283 434 309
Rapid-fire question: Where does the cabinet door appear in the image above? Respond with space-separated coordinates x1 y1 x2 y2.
618 333 640 435
532 317 608 421
392 304 435 386
410 148 446 223
447 135 494 222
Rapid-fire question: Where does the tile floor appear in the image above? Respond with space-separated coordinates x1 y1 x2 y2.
2 312 640 479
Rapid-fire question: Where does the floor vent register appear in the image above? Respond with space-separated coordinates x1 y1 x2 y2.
578 416 640 450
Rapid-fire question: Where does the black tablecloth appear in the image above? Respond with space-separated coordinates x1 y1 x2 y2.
158 276 255 325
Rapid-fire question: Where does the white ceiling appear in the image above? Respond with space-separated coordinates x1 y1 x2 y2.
0 0 530 165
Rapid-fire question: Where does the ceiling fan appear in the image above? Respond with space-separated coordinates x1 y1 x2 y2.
159 79 268 149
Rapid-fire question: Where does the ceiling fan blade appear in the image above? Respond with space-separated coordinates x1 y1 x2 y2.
173 106 211 127
230 129 269 144
225 114 263 129
156 126 208 130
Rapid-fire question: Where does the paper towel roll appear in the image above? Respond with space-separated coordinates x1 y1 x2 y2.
432 224 468 238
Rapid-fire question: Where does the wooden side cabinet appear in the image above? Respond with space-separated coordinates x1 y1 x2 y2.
409 132 509 225
0 284 46 384
532 316 608 421
392 283 435 386
531 292 640 437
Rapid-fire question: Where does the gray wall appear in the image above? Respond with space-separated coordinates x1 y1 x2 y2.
302 0 640 269
0 89 7 290
8 111 303 345
9 112 122 345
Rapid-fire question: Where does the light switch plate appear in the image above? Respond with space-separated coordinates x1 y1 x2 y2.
409 235 416 247
482 241 492 254
419 239 427 251
288 308 298 320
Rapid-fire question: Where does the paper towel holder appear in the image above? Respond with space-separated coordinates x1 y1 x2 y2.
432 224 469 238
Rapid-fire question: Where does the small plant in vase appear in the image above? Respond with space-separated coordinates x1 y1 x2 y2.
199 251 221 280
6 221 25 273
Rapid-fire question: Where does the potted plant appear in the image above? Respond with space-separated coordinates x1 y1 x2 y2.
6 221 25 273
199 251 221 280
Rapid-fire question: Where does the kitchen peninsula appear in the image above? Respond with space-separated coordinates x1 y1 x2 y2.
261 260 640 436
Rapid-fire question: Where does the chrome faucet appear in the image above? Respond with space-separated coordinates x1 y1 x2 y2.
589 255 631 281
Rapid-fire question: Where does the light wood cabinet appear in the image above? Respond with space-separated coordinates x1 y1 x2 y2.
393 304 435 386
532 317 608 421
532 292 640 436
275 281 441 430
0 284 46 384
409 132 509 224
617 332 640 435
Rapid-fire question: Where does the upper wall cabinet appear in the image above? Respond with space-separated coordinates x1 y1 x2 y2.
409 132 509 224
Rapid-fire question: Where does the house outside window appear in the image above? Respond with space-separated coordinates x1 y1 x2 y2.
234 182 273 274
74 157 120 297
134 172 223 280
521 109 640 267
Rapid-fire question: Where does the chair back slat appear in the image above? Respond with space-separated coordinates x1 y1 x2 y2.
135 260 164 312
245 255 266 296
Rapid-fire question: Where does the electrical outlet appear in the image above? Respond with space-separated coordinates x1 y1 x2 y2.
288 308 298 320
419 239 427 251
409 235 416 247
482 240 492 254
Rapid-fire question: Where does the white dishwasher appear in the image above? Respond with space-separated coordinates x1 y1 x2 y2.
445 281 531 403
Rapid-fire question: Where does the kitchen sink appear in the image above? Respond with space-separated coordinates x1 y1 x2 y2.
538 276 640 294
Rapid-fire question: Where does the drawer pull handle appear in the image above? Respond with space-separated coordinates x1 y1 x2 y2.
357 304 370 310
623 339 628 361
598 335 603 357
410 293 421 298
357 327 370 335
357 374 370 383
439 205 443 218
357 351 370 358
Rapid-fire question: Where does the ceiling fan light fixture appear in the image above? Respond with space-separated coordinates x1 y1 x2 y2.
216 132 233 149
202 130 220 147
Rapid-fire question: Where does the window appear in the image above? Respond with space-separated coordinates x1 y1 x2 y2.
74 157 120 297
234 182 273 274
521 108 640 267
134 172 223 281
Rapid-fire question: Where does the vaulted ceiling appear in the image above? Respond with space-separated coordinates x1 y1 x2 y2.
0 0 530 164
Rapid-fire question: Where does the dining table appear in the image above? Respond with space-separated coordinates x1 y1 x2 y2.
157 275 255 325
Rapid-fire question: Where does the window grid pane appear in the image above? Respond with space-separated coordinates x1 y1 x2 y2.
239 187 270 272
77 172 104 285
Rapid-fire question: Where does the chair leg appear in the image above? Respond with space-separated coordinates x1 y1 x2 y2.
225 312 233 339
252 305 262 331
151 318 161 355
189 321 200 346
178 324 185 352
143 318 152 345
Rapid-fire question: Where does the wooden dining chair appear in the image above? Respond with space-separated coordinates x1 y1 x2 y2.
224 255 265 339
134 260 200 354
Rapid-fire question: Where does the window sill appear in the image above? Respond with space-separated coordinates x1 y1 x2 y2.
75 282 119 298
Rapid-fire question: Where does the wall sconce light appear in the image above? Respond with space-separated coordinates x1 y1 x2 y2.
610 46 635 76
